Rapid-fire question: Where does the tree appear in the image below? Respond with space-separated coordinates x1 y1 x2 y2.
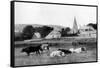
87 23 97 30
65 27 71 32
22 25 35 40
61 27 71 37
35 26 53 38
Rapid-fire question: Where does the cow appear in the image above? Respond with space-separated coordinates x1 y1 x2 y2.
50 50 65 57
41 43 49 51
69 48 75 53
21 44 43 56
58 49 72 54
69 47 86 53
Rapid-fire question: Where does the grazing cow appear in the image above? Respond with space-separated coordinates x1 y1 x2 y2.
50 50 65 57
69 47 86 53
58 49 72 54
21 44 43 56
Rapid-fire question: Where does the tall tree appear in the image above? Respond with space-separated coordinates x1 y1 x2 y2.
22 25 35 40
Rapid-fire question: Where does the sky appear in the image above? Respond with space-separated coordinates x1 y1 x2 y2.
15 2 96 28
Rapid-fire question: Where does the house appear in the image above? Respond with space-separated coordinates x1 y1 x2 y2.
45 30 61 39
78 25 96 38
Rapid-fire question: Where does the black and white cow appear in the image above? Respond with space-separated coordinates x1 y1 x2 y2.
50 50 65 57
69 47 86 53
21 44 43 56
21 43 50 56
58 49 72 54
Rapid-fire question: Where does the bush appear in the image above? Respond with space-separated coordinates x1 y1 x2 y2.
14 32 24 41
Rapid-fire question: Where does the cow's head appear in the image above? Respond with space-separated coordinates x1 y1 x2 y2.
41 43 49 51
21 48 27 52
81 47 86 51
58 49 62 51
60 51 65 57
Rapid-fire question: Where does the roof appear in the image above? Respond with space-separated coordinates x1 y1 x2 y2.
47 30 61 35
79 26 95 30
45 30 61 39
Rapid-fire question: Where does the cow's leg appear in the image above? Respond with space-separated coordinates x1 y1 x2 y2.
27 52 30 56
39 50 43 54
36 51 38 54
36 51 40 55
46 47 49 53
47 47 49 50
38 51 41 55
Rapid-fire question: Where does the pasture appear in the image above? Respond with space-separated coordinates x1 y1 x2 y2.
14 38 97 66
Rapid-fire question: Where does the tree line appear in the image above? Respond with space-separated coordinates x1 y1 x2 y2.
15 23 97 41
15 25 53 41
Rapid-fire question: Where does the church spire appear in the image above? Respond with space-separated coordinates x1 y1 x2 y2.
72 17 78 33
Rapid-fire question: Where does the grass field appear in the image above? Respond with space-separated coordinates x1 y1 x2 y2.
14 38 97 66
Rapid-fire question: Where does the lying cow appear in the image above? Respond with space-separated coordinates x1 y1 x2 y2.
50 50 65 57
58 49 72 54
21 44 43 56
69 47 86 53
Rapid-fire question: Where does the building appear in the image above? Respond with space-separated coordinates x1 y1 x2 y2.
68 17 79 35
32 32 41 39
78 25 96 38
45 30 61 39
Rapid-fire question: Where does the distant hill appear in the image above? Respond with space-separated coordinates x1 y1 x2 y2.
15 24 65 32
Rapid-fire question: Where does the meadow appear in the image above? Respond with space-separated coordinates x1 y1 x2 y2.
14 38 97 66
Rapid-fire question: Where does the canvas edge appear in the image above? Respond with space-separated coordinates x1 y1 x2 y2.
10 1 15 67
10 1 98 67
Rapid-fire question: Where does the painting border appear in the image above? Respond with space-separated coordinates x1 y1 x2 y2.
10 1 98 67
